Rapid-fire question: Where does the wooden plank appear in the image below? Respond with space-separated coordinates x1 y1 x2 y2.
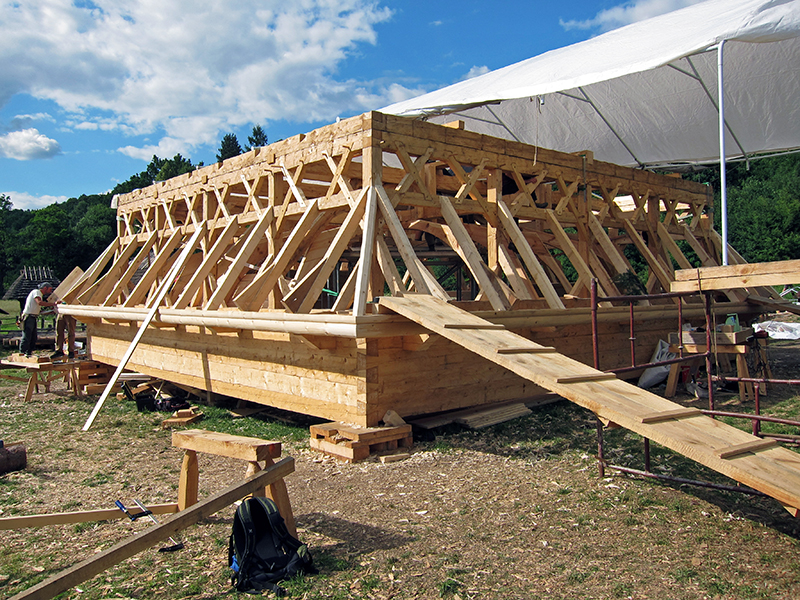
443 323 506 330
555 373 618 384
377 294 800 512
454 402 532 429
640 407 703 424
172 429 282 461
497 346 557 354
0 503 179 530
9 457 294 600
717 439 778 460
673 259 800 292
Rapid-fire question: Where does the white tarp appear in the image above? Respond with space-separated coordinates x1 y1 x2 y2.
754 321 800 340
382 0 800 170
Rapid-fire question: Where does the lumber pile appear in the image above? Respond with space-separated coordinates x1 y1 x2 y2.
309 422 413 462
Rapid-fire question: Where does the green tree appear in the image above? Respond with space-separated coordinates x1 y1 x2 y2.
75 203 117 263
244 125 268 151
155 153 197 181
713 154 800 262
112 154 201 195
17 203 74 270
217 133 243 162
0 193 12 293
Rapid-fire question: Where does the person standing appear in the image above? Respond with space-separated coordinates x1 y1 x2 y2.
51 302 77 360
20 282 56 358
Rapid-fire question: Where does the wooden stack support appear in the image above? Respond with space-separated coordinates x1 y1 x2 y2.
77 361 114 395
309 422 413 462
57 111 772 427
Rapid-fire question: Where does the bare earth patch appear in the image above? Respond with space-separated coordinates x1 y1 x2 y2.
3 338 800 599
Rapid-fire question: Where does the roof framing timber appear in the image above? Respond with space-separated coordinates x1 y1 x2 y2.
62 111 752 325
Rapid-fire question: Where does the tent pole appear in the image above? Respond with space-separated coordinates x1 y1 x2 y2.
717 40 728 266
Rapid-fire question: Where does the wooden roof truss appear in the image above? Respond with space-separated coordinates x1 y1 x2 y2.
62 112 769 320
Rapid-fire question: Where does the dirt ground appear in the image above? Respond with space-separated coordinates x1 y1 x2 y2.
2 337 800 599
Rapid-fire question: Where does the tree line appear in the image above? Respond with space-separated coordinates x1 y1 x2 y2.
0 133 797 296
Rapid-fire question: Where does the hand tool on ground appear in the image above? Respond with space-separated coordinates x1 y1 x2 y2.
115 499 185 552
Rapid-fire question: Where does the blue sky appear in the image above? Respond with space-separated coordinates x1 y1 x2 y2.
0 0 705 210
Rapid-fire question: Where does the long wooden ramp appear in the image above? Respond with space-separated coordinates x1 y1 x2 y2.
379 295 800 515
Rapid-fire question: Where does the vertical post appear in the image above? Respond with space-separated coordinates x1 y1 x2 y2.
703 292 715 412
717 40 729 266
753 386 761 437
596 418 605 478
178 450 199 510
629 301 636 368
486 169 500 271
355 117 383 316
591 278 599 370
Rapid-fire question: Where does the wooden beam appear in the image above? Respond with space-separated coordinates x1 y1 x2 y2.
174 216 241 309
122 228 184 308
283 189 367 313
496 200 565 309
0 503 178 530
83 223 207 431
353 186 379 315
375 185 450 301
375 234 406 298
205 207 274 309
547 209 605 298
622 218 676 296
9 458 294 600
439 196 510 311
673 259 800 293
61 238 119 303
233 199 321 311
101 231 160 307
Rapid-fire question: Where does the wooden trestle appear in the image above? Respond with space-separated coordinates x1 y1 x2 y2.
59 111 776 427
380 294 800 515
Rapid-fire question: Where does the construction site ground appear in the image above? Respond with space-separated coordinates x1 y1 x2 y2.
3 338 800 599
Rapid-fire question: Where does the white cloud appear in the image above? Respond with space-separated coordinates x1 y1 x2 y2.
560 0 706 32
461 66 490 81
0 1 394 158
3 191 69 210
0 129 62 160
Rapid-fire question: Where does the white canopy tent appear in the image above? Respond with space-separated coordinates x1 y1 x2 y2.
382 0 800 264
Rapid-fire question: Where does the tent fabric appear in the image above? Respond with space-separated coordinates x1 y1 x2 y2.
381 0 800 169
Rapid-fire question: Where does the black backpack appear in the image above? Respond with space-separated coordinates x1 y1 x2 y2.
228 496 316 596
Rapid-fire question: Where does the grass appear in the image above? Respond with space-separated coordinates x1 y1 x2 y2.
2 347 800 599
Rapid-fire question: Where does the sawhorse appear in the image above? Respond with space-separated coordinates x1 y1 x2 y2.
171 429 296 537
0 358 79 402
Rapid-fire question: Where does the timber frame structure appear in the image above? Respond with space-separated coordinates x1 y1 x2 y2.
61 111 772 429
